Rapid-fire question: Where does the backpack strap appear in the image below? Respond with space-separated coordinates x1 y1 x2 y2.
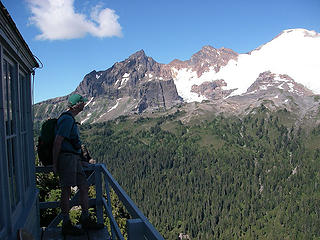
59 111 75 123
57 111 81 150
57 111 76 131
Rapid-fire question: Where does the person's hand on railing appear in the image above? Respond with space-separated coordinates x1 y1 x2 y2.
81 159 96 167
89 159 96 164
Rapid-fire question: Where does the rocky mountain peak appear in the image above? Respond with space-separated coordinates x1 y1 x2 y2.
123 49 160 73
70 49 183 121
75 49 164 98
246 71 314 96
128 49 147 60
190 45 238 64
168 44 238 77
188 45 237 63
190 45 218 65
190 45 238 73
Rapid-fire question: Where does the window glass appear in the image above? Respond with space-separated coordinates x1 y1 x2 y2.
22 134 29 190
6 139 15 208
3 57 20 210
9 64 15 135
0 48 3 231
19 72 30 190
3 60 8 134
19 73 26 131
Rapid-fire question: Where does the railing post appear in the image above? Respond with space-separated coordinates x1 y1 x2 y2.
104 169 116 239
95 164 103 224
127 219 145 240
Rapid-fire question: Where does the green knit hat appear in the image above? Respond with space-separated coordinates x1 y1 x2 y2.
68 94 88 107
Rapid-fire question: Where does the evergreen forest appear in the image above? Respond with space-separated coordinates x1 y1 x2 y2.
35 106 320 239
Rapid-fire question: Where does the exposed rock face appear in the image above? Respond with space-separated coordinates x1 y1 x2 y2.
76 50 165 98
246 71 314 97
73 46 239 111
137 79 182 113
168 46 238 77
75 50 182 111
76 70 104 97
34 50 183 123
191 79 235 100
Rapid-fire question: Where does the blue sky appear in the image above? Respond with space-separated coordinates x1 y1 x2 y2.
2 0 320 103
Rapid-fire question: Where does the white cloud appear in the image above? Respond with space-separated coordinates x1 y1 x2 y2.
27 0 122 40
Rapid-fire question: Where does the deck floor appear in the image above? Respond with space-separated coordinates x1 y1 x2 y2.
41 227 111 240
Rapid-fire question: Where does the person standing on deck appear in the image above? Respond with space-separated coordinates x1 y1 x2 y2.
52 94 103 235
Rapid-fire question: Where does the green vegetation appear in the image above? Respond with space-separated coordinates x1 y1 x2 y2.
35 157 130 236
35 106 320 239
314 95 320 102
79 107 320 239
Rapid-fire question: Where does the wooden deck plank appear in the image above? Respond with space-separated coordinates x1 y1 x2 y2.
42 227 110 240
87 228 111 240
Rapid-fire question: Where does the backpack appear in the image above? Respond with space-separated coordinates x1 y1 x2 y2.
37 112 74 166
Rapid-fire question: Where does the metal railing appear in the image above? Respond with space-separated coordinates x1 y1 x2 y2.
36 163 164 240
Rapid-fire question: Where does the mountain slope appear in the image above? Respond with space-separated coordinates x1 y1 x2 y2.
33 28 320 124
34 50 183 123
170 28 320 101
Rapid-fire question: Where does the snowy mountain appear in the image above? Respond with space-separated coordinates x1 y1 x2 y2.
34 28 320 124
171 28 320 102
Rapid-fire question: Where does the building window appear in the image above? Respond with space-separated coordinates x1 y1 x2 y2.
3 56 20 210
19 71 30 191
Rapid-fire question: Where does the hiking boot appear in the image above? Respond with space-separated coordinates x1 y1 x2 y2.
62 220 85 236
80 216 104 230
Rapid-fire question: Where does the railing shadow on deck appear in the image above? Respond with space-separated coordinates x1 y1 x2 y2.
36 163 164 240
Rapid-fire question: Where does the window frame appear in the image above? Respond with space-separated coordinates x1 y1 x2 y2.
0 42 5 237
18 68 32 193
3 54 22 210
0 49 32 232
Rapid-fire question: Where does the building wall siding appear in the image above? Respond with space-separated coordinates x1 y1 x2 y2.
0 2 40 239
22 190 40 240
